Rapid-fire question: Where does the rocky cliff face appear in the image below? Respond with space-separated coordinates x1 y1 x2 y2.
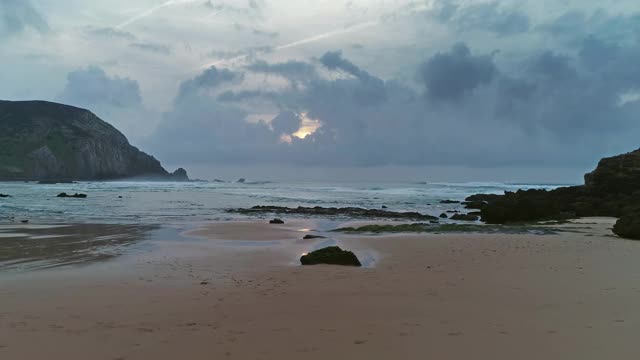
584 148 640 194
0 100 188 181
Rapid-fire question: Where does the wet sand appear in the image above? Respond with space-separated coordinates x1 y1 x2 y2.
1 218 640 359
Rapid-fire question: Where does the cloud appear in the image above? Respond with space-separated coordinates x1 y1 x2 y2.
85 27 136 41
130 42 172 55
57 66 142 109
418 43 497 100
0 0 49 37
271 110 301 134
252 28 279 38
528 51 576 80
246 59 317 81
431 0 530 36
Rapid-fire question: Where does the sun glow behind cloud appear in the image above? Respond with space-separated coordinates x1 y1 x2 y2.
279 113 322 144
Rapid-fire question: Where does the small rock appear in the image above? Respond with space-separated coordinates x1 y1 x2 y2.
0 194 11 198
237 178 246 183
303 234 326 239
269 218 285 224
381 205 388 209
21 220 29 224
439 213 448 219
440 200 461 204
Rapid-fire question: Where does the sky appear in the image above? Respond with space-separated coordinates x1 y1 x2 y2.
2 0 640 182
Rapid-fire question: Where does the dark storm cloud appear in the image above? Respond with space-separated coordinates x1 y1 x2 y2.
147 66 281 164
431 0 530 36
175 66 243 104
578 36 620 70
57 66 142 109
216 90 266 102
145 9 640 169
419 43 497 100
528 51 576 80
0 0 49 37
130 42 172 55
271 111 301 134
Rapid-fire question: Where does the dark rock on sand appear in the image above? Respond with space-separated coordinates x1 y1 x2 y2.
451 213 479 221
57 192 87 198
300 246 361 266
440 200 461 204
613 213 640 240
269 218 285 224
303 234 326 239
229 205 439 221
439 213 448 219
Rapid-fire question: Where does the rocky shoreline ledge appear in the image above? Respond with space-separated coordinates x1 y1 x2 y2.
464 148 640 239
228 205 439 221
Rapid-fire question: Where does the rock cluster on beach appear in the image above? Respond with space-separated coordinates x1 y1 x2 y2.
229 205 439 221
466 148 640 238
300 246 362 266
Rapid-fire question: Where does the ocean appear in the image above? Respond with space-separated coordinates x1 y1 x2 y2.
0 181 567 225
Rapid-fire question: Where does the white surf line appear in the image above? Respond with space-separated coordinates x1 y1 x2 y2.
200 20 380 69
117 0 202 29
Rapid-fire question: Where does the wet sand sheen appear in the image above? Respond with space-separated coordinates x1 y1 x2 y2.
1 218 639 359
0 224 158 271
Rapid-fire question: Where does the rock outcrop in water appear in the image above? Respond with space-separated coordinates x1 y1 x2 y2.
229 205 439 221
0 100 188 181
469 148 640 225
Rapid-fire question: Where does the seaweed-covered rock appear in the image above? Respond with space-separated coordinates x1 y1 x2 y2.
229 205 438 221
613 214 640 240
269 218 285 224
303 234 326 239
300 246 361 266
451 213 479 221
57 192 87 198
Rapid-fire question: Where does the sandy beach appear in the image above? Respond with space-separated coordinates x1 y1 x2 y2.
1 218 640 359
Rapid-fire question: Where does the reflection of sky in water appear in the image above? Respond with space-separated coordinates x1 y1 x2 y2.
0 224 159 272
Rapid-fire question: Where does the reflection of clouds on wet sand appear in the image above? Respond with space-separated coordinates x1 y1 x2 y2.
0 224 158 271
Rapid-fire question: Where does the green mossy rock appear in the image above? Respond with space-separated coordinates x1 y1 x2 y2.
300 246 361 266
